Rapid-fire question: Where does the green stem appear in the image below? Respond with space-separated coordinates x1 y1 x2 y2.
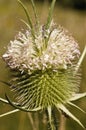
47 106 56 130
52 108 58 130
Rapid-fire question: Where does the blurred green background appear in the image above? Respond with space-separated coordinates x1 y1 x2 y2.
0 0 86 130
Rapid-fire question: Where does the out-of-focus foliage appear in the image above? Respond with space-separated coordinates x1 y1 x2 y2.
23 0 86 10
1 0 85 10
58 0 86 10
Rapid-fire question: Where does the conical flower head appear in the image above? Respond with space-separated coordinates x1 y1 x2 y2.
3 22 81 109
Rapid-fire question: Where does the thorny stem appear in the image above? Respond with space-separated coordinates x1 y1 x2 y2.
52 109 58 130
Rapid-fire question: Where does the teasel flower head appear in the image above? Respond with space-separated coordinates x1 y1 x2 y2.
2 0 86 129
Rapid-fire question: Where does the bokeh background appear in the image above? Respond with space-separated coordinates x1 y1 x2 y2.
0 0 86 130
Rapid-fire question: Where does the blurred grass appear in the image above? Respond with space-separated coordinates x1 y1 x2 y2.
0 0 86 130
